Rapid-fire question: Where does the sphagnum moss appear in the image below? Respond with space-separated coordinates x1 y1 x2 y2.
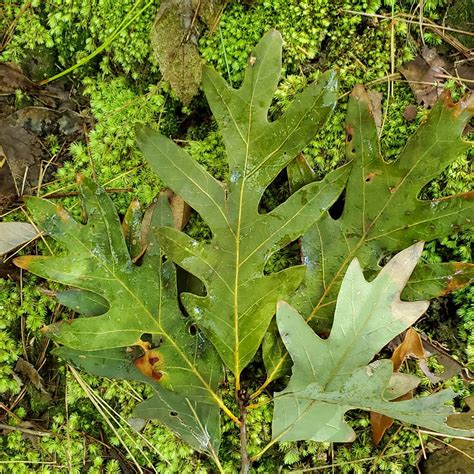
1 0 472 472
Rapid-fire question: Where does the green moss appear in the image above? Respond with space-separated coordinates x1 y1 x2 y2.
1 0 161 81
0 0 472 471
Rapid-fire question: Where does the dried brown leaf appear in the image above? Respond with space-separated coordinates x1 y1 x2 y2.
371 328 425 444
151 0 202 104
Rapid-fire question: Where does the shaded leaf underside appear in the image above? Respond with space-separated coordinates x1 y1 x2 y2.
273 244 474 442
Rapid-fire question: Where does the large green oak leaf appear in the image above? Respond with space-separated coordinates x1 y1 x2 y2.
14 178 231 452
262 87 473 385
137 30 349 382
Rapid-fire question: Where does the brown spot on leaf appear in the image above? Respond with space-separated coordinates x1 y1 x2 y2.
55 206 70 222
133 341 166 382
364 172 380 183
13 255 43 270
442 262 473 295
345 125 354 142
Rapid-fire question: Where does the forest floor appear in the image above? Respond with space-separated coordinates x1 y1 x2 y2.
0 1 473 472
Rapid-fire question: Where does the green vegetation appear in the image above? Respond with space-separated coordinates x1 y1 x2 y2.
1 0 472 472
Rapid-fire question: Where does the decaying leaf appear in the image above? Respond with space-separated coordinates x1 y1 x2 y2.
151 0 203 104
0 105 86 213
0 62 41 96
0 119 43 198
150 0 227 103
400 46 473 108
366 89 383 134
14 178 224 454
14 357 51 403
371 328 425 444
161 188 191 231
0 222 38 256
272 244 474 442
138 30 349 381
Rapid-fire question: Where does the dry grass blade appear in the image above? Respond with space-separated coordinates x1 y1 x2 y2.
68 366 170 471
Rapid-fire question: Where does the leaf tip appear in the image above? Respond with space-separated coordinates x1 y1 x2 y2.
13 255 37 270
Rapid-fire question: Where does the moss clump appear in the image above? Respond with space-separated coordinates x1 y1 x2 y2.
1 0 161 81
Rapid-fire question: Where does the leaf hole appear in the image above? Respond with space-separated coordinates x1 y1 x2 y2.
328 189 345 220
258 169 291 214
141 333 153 344
188 324 197 336
170 411 178 417
263 240 300 275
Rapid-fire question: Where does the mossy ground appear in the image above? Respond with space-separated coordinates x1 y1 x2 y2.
1 0 472 472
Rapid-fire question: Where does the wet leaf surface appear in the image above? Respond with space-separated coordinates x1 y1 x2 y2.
0 62 41 96
263 86 474 385
15 179 223 452
138 31 349 379
294 86 473 330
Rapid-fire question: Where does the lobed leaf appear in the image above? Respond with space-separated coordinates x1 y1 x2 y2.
262 86 474 384
297 86 474 328
137 30 349 381
272 243 474 442
14 178 227 448
56 346 220 456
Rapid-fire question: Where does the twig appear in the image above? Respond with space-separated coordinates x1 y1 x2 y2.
341 9 474 37
43 187 133 199
238 390 250 474
0 422 51 437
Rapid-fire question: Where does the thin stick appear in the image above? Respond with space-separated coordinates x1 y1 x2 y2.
341 9 474 36
0 422 51 437
239 393 250 474
418 429 474 441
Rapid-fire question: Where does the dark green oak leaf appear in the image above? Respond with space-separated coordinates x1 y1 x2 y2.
14 178 234 449
262 87 473 385
272 243 474 442
137 30 349 383
298 86 473 327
